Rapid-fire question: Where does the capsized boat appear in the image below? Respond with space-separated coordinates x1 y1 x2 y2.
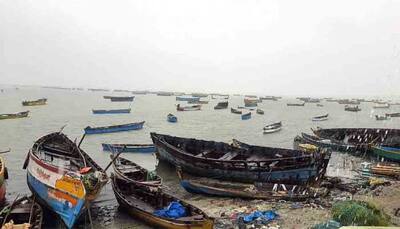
92 108 131 114
102 143 156 153
312 114 329 122
23 132 108 229
84 121 145 134
22 99 47 106
241 112 251 120
167 114 177 123
263 122 282 134
214 101 228 109
176 104 201 111
0 111 29 120
0 196 43 229
151 133 331 184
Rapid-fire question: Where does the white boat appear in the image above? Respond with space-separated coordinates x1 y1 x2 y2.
263 122 282 134
373 103 390 109
312 114 329 121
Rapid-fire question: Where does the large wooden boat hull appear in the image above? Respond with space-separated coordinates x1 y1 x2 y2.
372 147 400 162
84 121 145 134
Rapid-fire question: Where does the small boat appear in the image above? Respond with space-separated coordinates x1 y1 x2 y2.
176 96 200 102
316 104 324 107
188 100 209 104
84 121 145 134
312 114 329 122
92 108 131 114
110 175 214 229
373 103 390 109
338 99 360 105
256 109 264 115
241 112 251 120
263 122 282 134
0 149 10 154
230 108 242 114
260 96 280 101
157 92 174 96
102 143 156 153
176 104 201 111
111 156 161 187
0 111 29 120
191 93 208 98
167 114 178 123
375 115 389 121
244 98 259 107
22 98 47 106
372 146 400 162
344 105 361 112
287 102 305 106
109 96 135 102
214 101 228 109
0 196 43 229
386 112 400 117
298 97 321 103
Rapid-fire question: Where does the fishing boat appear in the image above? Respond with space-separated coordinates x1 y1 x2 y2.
177 169 326 201
191 93 208 98
344 105 361 112
256 109 264 115
109 96 135 102
92 108 131 114
214 101 228 109
338 99 360 105
241 112 251 120
23 132 108 228
22 98 47 106
188 100 209 104
260 96 280 101
0 196 43 229
372 146 400 162
316 104 324 107
0 156 7 206
176 96 200 102
150 133 331 184
84 121 145 134
167 114 177 123
230 108 242 114
298 97 321 103
294 133 358 153
102 143 156 153
312 114 329 122
263 122 282 134
157 92 174 96
373 103 390 109
111 174 214 229
111 156 161 187
287 102 305 106
244 98 259 107
176 104 201 111
0 111 29 120
386 112 400 117
375 115 389 121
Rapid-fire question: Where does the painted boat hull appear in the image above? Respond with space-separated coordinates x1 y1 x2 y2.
92 109 131 114
102 143 156 153
241 113 251 120
372 147 400 162
84 121 145 134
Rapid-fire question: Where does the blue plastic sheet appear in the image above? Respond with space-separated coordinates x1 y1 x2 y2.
242 210 278 223
153 201 187 219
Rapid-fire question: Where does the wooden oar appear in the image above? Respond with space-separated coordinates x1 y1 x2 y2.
104 150 124 172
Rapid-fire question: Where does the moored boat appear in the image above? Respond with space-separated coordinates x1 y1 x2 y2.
287 102 305 106
372 146 400 162
375 115 389 121
373 103 390 109
167 113 178 123
263 122 282 134
316 104 324 107
241 112 251 120
312 114 329 122
0 111 29 120
102 143 156 153
109 96 135 102
176 96 200 102
22 98 47 106
0 196 43 229
176 104 201 111
230 108 242 114
244 98 259 107
214 101 228 109
256 109 264 115
84 121 145 134
386 112 400 117
92 108 131 114
344 105 361 112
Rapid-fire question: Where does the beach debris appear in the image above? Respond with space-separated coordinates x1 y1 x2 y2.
240 210 278 224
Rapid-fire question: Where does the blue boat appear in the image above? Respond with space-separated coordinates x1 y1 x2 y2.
176 96 200 102
102 143 156 153
241 112 251 120
84 121 145 134
167 113 177 123
92 108 131 114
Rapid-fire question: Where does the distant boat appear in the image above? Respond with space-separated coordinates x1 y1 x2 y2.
176 96 200 102
386 112 400 117
344 105 361 112
287 102 305 106
376 115 389 121
22 98 47 106
373 103 390 109
191 93 209 98
214 101 228 109
316 104 324 107
256 109 264 115
263 122 282 134
312 114 329 121
102 143 156 153
188 100 209 104
109 96 135 102
84 121 145 134
131 90 148 95
231 108 242 114
156 92 174 96
298 97 320 103
177 104 201 111
0 111 29 120
372 146 400 162
167 113 178 122
241 112 251 120
260 96 280 101
92 108 131 114
338 99 360 105
244 98 259 107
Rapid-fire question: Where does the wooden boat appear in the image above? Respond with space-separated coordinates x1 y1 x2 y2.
0 196 43 229
23 132 108 228
230 108 242 114
295 133 358 153
176 96 200 102
111 174 213 229
92 108 131 114
260 96 280 101
373 103 390 109
167 114 177 123
214 101 228 109
371 163 400 178
188 100 209 104
150 133 331 184
177 169 326 201
298 97 320 103
287 102 305 106
102 143 156 153
256 109 264 115
22 99 47 106
375 115 389 121
263 122 282 134
111 156 161 187
244 98 259 107
157 92 174 96
338 99 360 105
176 104 201 111
344 105 361 112
372 146 400 162
241 112 251 120
312 114 328 122
0 156 7 206
0 111 29 120
109 96 135 102
84 121 145 134
386 112 400 117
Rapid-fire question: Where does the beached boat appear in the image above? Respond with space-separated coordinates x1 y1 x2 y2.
111 174 213 229
92 108 131 114
0 111 29 120
230 108 242 114
102 143 156 153
176 104 201 111
263 122 282 134
23 132 108 228
294 133 358 153
0 196 43 229
241 112 251 120
150 133 331 184
22 98 47 106
372 146 400 162
111 156 161 187
109 96 135 102
167 114 178 123
84 121 145 134
373 103 390 109
386 112 400 117
214 101 228 109
375 115 389 121
287 102 305 106
256 109 264 115
344 105 361 112
176 96 200 102
312 114 329 122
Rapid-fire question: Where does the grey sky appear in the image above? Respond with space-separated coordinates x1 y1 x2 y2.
1 0 400 95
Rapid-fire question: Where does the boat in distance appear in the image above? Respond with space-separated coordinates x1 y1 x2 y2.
176 96 200 102
344 105 361 112
150 133 331 184
373 103 390 109
287 102 305 106
256 109 264 115
386 112 400 117
92 108 131 114
214 101 228 109
102 143 156 153
103 96 134 102
22 98 47 106
84 121 145 134
176 104 201 111
241 112 251 120
0 111 29 120
312 114 329 121
231 108 242 114
375 115 389 121
263 121 282 134
167 113 178 122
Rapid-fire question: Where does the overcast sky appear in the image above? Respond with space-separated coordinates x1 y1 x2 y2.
1 0 400 95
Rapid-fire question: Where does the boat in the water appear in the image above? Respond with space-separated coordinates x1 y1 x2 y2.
22 98 47 106
256 109 264 115
102 143 156 153
373 103 390 109
84 121 145 134
375 115 389 121
167 113 178 123
244 98 259 107
0 196 43 229
372 146 400 162
157 92 174 96
92 108 131 114
0 111 29 120
176 104 201 111
386 112 400 117
287 102 305 106
260 96 280 101
263 122 282 134
104 96 134 102
312 114 329 122
241 112 251 120
191 93 208 98
176 96 200 102
344 105 361 112
150 133 331 184
214 101 228 109
23 132 108 228
316 104 324 107
338 99 360 105
188 100 209 104
110 174 214 229
230 108 242 114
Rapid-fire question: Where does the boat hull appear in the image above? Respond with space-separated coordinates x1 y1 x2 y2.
372 147 400 162
109 97 134 102
92 109 131 114
84 122 144 134
102 143 156 153
263 127 281 134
